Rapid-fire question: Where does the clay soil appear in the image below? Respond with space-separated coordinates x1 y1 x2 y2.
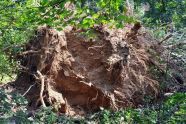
14 25 160 115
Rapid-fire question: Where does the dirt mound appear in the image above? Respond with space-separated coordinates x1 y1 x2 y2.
15 25 159 115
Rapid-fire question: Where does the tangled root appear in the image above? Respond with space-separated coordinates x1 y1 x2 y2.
15 25 159 115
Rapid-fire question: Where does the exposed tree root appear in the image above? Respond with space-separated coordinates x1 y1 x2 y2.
37 70 46 107
14 25 161 115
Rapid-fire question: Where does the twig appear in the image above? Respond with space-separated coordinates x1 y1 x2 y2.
22 83 36 96
165 50 171 79
165 42 186 49
91 90 98 101
88 44 105 50
37 70 46 107
150 59 182 85
41 0 64 17
64 98 70 114
19 50 40 56
2 44 22 52
158 34 173 45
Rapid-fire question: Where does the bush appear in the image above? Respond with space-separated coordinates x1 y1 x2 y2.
1 88 185 124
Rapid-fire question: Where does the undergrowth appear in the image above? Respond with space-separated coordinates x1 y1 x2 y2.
0 89 185 124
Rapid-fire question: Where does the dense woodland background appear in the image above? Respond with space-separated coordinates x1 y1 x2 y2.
0 0 185 123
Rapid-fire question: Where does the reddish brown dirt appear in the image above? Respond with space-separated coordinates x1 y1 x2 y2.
15 25 159 115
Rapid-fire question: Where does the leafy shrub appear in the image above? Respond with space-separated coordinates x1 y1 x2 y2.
0 89 29 124
0 88 185 124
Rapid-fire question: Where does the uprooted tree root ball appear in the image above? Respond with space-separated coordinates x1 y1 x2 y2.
15 25 159 115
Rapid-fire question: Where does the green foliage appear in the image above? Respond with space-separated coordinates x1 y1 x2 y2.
0 1 185 122
93 93 186 124
0 89 28 123
0 0 136 81
0 0 185 75
0 0 134 30
1 88 185 124
0 0 184 81
0 29 33 83
136 0 186 28
34 107 58 123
